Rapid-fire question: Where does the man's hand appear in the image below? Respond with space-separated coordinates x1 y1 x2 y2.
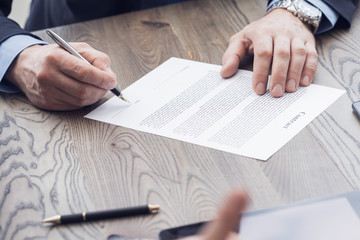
182 189 248 240
221 9 318 98
5 43 117 110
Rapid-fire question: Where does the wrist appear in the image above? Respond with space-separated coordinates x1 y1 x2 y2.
267 9 313 32
267 0 322 33
4 45 43 91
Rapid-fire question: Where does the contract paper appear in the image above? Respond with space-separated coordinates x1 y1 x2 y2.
85 58 344 161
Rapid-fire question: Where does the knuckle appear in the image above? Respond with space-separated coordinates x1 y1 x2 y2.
98 53 111 66
77 42 90 49
100 52 110 61
307 50 318 59
72 62 81 72
76 86 90 100
306 63 317 72
271 72 287 81
98 73 115 89
229 32 243 44
36 70 47 82
276 49 290 58
229 35 237 43
293 46 306 56
288 69 301 77
255 72 269 79
256 48 272 59
44 51 59 64
74 64 91 80
81 68 92 81
98 77 108 89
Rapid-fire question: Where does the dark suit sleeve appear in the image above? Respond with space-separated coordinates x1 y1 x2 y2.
0 0 41 44
267 0 358 29
322 0 358 28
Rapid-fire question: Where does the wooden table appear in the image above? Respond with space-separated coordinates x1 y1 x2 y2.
1 0 360 239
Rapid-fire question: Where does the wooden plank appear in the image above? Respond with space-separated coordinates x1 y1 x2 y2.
307 16 360 187
159 0 234 64
208 0 267 32
0 94 103 239
292 7 360 189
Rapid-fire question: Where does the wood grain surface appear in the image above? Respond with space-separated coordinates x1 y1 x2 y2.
1 0 359 239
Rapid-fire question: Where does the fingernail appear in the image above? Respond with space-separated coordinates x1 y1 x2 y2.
272 84 283 97
256 82 266 94
286 79 296 92
221 67 232 79
302 76 310 85
220 68 226 78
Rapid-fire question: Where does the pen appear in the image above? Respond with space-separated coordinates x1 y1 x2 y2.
46 29 127 102
43 204 160 224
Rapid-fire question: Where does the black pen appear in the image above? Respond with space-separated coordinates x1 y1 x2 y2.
46 29 127 102
43 204 160 224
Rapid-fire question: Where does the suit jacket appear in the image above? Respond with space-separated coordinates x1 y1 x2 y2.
0 0 358 44
0 0 184 43
266 0 358 28
321 0 358 28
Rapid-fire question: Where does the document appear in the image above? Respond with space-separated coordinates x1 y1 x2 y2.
86 58 344 160
240 197 360 240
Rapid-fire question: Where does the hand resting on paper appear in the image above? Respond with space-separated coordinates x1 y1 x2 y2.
5 43 117 111
221 9 317 98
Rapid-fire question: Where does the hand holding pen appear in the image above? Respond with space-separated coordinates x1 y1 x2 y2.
46 29 127 102
5 30 125 111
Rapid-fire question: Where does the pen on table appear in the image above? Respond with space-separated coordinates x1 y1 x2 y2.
46 29 127 102
43 204 160 224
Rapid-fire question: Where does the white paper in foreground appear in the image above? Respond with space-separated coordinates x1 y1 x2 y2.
240 198 360 240
86 58 344 160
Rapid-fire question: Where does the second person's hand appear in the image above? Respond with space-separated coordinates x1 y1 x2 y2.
181 189 248 240
221 9 318 98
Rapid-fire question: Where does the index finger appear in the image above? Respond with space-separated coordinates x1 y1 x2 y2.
221 33 248 79
201 190 248 240
73 42 113 72
57 52 117 90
